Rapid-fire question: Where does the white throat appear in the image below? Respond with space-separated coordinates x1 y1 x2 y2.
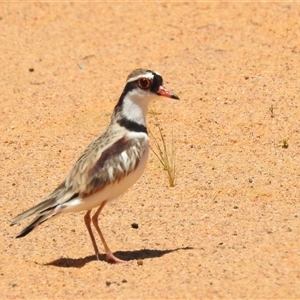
121 90 152 126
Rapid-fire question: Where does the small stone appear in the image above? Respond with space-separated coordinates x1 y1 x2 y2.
131 223 139 229
137 259 143 266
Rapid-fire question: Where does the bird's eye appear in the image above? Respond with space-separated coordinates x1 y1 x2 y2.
138 78 151 89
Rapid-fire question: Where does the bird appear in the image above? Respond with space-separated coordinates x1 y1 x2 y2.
10 68 179 263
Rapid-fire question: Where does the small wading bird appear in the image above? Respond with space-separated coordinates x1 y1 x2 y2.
10 69 179 263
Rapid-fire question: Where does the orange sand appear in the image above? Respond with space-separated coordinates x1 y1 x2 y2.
1 3 300 299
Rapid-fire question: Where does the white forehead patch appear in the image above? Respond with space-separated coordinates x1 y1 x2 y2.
126 72 155 83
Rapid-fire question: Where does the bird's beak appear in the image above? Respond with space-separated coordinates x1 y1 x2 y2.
157 85 179 100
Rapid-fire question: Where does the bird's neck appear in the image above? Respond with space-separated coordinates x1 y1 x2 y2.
113 91 150 127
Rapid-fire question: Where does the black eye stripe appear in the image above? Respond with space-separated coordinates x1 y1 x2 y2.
120 73 163 99
150 73 163 93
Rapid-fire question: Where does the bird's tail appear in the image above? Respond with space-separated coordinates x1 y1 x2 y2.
14 212 56 238
10 197 58 238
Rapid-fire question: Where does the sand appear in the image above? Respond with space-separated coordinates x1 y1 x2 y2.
1 2 300 299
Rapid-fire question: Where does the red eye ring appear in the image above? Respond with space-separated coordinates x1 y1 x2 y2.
138 78 151 89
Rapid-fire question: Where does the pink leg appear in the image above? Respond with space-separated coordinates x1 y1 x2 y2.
92 201 126 263
84 210 101 260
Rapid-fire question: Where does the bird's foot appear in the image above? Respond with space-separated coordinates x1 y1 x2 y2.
106 252 126 264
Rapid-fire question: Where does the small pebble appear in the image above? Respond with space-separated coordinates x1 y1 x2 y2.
137 259 143 266
131 223 139 229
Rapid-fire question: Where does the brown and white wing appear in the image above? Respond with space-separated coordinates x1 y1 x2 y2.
70 135 147 197
11 134 147 226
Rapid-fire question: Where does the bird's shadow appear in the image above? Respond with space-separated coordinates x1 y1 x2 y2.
45 246 193 268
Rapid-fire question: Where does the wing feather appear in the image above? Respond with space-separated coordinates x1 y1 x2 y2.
80 136 147 196
11 128 147 225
